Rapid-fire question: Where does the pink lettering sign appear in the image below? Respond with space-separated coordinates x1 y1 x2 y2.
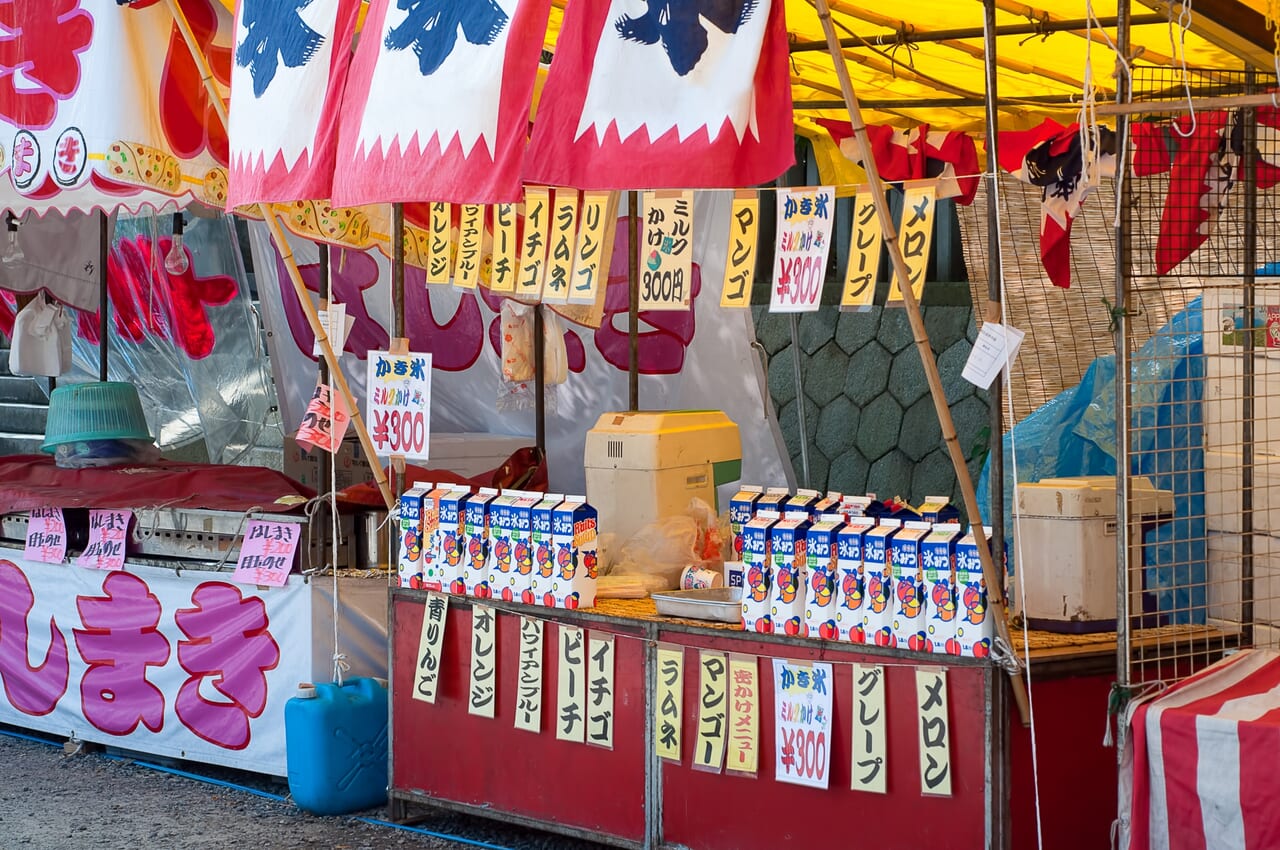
232 520 299 588
76 509 132 571
0 560 69 716
23 507 66 564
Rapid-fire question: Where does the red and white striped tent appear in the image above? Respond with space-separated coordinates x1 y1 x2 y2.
1125 649 1280 850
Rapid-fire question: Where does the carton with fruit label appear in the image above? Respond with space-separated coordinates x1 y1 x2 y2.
785 488 821 516
729 486 764 565
804 515 846 639
486 493 519 601
861 519 901 647
768 512 812 636
549 498 598 608
741 511 780 633
955 526 998 658
435 486 471 593
507 491 542 603
460 489 498 598
397 484 431 589
923 524 961 655
835 518 876 643
529 494 564 604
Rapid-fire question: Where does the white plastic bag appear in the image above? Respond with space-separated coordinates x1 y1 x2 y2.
611 516 700 589
10 291 71 377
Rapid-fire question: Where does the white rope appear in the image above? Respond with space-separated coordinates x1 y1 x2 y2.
1168 0 1198 138
990 162 1045 850
331 434 344 686
1083 0 1132 229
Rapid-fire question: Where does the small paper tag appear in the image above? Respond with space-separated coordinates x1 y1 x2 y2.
24 507 67 564
232 520 300 587
961 321 1026 389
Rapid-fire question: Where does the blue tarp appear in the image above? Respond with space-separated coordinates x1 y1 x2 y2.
979 298 1207 623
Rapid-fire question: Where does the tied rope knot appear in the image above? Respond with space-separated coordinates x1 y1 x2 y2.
332 653 350 687
989 635 1023 677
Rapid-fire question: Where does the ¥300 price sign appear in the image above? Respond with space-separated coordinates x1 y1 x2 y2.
366 350 432 460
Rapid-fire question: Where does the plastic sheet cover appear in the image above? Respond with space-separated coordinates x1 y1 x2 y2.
67 213 274 465
980 298 1206 623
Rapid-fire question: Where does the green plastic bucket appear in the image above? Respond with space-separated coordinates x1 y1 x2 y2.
41 382 153 453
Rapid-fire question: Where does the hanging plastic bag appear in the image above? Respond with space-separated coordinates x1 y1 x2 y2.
541 309 568 386
10 291 71 377
500 300 535 382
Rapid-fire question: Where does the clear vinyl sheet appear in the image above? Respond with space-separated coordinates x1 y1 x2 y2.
68 213 275 465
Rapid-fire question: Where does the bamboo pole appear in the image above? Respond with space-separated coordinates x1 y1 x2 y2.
811 0 1031 725
163 0 395 510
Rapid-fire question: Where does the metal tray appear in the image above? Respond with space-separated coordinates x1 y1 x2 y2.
652 587 742 623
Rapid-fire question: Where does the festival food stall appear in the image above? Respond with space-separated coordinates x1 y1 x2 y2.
2 0 1275 846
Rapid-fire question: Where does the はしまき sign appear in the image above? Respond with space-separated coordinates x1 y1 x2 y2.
232 520 301 588
366 350 432 460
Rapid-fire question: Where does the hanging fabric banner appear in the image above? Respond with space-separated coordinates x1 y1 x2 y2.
227 0 360 208
331 0 552 206
523 0 793 189
886 180 937 305
0 0 231 216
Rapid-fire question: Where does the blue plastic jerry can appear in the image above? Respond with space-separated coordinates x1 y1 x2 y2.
285 677 389 815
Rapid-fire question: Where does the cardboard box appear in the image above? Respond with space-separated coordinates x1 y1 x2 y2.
804 516 845 640
835 518 876 643
955 526 995 657
1205 449 1280 535
861 520 900 647
435 486 470 593
890 521 932 651
741 511 780 634
550 498 598 608
768 513 812 637
922 524 962 655
729 486 764 561
529 494 564 604
460 488 498 598
486 493 520 601
397 484 432 589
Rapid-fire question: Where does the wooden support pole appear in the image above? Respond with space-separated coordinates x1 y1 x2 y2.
811 0 1031 725
164 0 395 510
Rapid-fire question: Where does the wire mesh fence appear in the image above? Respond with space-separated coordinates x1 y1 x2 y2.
1123 66 1280 683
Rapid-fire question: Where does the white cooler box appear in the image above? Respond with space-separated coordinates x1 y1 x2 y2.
584 411 741 547
1015 476 1173 632
1203 449 1280 535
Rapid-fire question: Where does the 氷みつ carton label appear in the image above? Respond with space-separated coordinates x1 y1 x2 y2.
922 525 961 654
890 522 931 652
549 499 598 608
804 519 844 640
955 528 995 658
460 490 498 598
435 487 470 593
397 485 431 589
741 512 779 633
486 495 518 601
529 495 564 603
835 520 875 643
729 486 763 562
768 515 812 636
862 521 900 648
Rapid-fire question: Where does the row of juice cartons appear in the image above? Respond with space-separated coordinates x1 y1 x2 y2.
729 486 1000 657
397 483 599 609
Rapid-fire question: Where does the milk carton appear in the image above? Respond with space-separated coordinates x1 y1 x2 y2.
397 484 432 589
741 511 780 633
804 515 845 640
768 512 812 637
955 526 997 658
786 489 822 517
509 491 542 601
862 519 900 647
729 486 764 560
890 521 932 651
486 493 520 601
918 496 954 524
550 498 599 608
435 486 470 593
460 488 498 598
813 491 843 515
530 494 564 604
756 487 791 516
840 496 874 520
923 524 962 655
836 518 876 643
